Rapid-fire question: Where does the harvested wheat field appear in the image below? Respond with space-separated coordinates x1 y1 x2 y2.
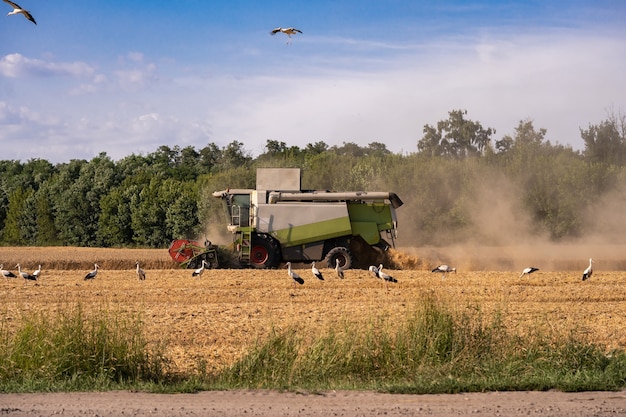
1 246 626 374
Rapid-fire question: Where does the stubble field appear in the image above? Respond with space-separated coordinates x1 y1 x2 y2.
1 246 626 375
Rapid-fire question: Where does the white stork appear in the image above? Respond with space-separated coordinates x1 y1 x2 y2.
335 258 344 279
270 27 302 44
519 267 539 278
1 264 17 279
432 264 456 280
32 264 42 279
84 263 99 281
3 0 36 24
16 263 36 282
135 261 146 281
286 262 304 287
378 264 398 283
368 265 379 278
311 261 324 280
582 258 593 281
192 260 208 277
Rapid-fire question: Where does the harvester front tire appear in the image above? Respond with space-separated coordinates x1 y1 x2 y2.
250 234 280 269
325 247 353 270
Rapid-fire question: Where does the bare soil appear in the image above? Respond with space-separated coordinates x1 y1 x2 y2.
1 389 626 416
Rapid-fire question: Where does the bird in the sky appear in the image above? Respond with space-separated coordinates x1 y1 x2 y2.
270 27 302 44
3 0 36 25
286 262 304 287
84 264 99 281
519 267 539 278
432 264 456 280
311 261 324 280
582 258 593 281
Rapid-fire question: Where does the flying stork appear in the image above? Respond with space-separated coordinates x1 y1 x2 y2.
84 263 99 281
286 262 304 287
519 267 539 278
432 264 456 280
3 0 36 24
135 261 146 281
15 263 37 282
582 258 593 281
1 264 17 279
270 27 302 44
192 260 208 277
335 258 344 279
311 261 324 280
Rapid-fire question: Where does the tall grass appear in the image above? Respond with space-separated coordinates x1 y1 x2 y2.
2 296 625 393
215 295 626 392
0 305 170 392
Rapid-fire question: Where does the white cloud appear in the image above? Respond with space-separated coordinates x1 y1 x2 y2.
0 53 95 78
204 31 626 153
114 65 158 89
1 28 624 163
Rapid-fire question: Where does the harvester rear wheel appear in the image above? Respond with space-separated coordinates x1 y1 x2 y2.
325 247 353 270
250 233 280 269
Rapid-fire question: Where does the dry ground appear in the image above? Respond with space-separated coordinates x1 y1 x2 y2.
1 389 626 416
3 246 626 416
1 247 626 374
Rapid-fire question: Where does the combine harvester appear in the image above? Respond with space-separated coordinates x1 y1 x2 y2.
170 168 403 270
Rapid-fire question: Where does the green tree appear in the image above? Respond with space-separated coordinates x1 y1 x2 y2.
418 109 495 158
217 141 252 171
581 114 626 166
50 154 119 246
35 186 60 245
2 187 30 245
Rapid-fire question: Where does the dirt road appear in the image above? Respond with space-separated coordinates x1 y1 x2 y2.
2 390 626 416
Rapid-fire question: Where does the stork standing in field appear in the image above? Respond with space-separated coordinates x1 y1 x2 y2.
135 261 146 281
335 259 344 279
270 27 302 44
368 265 379 278
3 0 36 24
378 264 398 283
311 261 324 280
286 262 304 287
1 264 17 279
582 258 593 281
16 263 36 283
519 267 539 278
84 264 99 281
432 264 456 280
192 260 208 277
33 264 42 279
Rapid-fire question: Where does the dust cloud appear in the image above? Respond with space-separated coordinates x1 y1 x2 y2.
395 175 626 272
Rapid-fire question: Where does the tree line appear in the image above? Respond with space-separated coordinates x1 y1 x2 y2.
1 109 625 248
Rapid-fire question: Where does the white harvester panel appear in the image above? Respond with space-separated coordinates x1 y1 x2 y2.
256 202 352 246
256 168 301 192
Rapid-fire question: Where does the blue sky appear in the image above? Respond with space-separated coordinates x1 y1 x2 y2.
1 1 625 163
